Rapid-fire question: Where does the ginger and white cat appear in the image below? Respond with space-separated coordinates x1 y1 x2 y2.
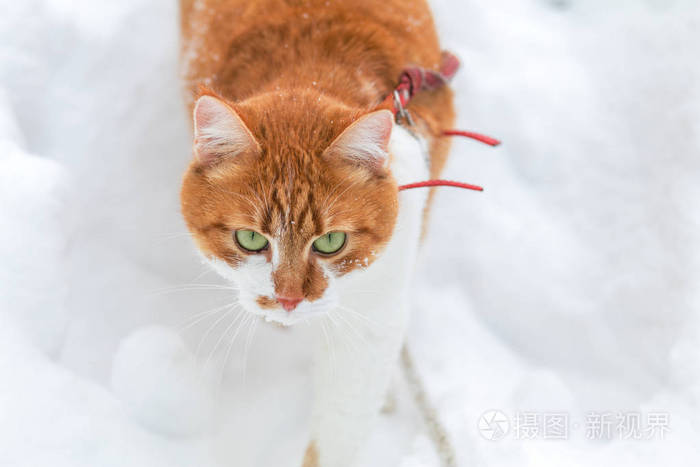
179 1 454 465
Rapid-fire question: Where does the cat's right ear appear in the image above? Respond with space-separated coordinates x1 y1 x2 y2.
192 95 260 165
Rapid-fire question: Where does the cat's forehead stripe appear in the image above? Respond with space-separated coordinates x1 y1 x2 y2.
262 170 323 237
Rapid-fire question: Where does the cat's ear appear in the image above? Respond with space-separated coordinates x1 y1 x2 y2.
192 95 260 165
323 110 394 174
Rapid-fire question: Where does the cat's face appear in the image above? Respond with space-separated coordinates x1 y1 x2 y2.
181 92 398 325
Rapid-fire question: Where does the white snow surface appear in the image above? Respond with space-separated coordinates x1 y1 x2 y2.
1 0 699 466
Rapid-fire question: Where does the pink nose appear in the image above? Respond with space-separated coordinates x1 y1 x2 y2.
276 295 303 312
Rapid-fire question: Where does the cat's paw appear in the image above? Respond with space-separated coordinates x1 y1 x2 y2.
302 441 319 467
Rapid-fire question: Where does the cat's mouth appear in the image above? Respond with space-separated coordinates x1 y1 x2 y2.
237 294 334 326
247 305 327 326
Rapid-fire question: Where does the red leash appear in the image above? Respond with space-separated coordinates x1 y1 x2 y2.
442 129 500 147
398 179 483 192
383 51 500 193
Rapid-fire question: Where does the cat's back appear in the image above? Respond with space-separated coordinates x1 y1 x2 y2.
182 0 437 40
180 0 443 104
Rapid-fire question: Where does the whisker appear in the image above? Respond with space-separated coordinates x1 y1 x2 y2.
241 316 259 386
323 179 361 217
320 319 336 383
189 265 217 283
321 178 353 208
195 306 238 359
177 302 236 333
203 308 246 377
154 232 193 241
171 282 238 290
337 305 380 330
327 311 360 354
148 283 239 297
218 313 250 387
332 310 370 348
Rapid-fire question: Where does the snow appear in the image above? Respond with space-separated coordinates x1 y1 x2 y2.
111 325 215 437
1 0 699 466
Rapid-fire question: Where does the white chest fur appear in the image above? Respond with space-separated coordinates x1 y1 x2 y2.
309 125 430 467
200 124 430 467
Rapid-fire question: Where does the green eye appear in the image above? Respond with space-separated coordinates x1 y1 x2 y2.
312 232 346 255
235 230 269 252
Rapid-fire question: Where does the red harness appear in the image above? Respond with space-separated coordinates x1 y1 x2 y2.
382 51 500 192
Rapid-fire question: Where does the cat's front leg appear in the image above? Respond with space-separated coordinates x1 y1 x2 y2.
300 125 429 467
303 298 408 467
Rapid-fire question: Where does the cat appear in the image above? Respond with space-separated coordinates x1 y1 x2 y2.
179 1 454 465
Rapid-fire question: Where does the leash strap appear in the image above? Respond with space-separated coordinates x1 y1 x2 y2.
382 51 501 193
398 179 483 192
380 51 461 119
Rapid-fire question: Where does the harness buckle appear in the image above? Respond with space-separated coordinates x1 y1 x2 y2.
393 90 415 126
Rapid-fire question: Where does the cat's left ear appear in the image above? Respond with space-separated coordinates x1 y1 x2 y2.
323 110 394 174
192 95 260 165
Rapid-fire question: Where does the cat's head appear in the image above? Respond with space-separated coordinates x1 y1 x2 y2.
180 90 399 325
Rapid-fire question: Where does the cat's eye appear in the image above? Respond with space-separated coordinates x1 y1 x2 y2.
312 232 346 255
235 230 269 252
